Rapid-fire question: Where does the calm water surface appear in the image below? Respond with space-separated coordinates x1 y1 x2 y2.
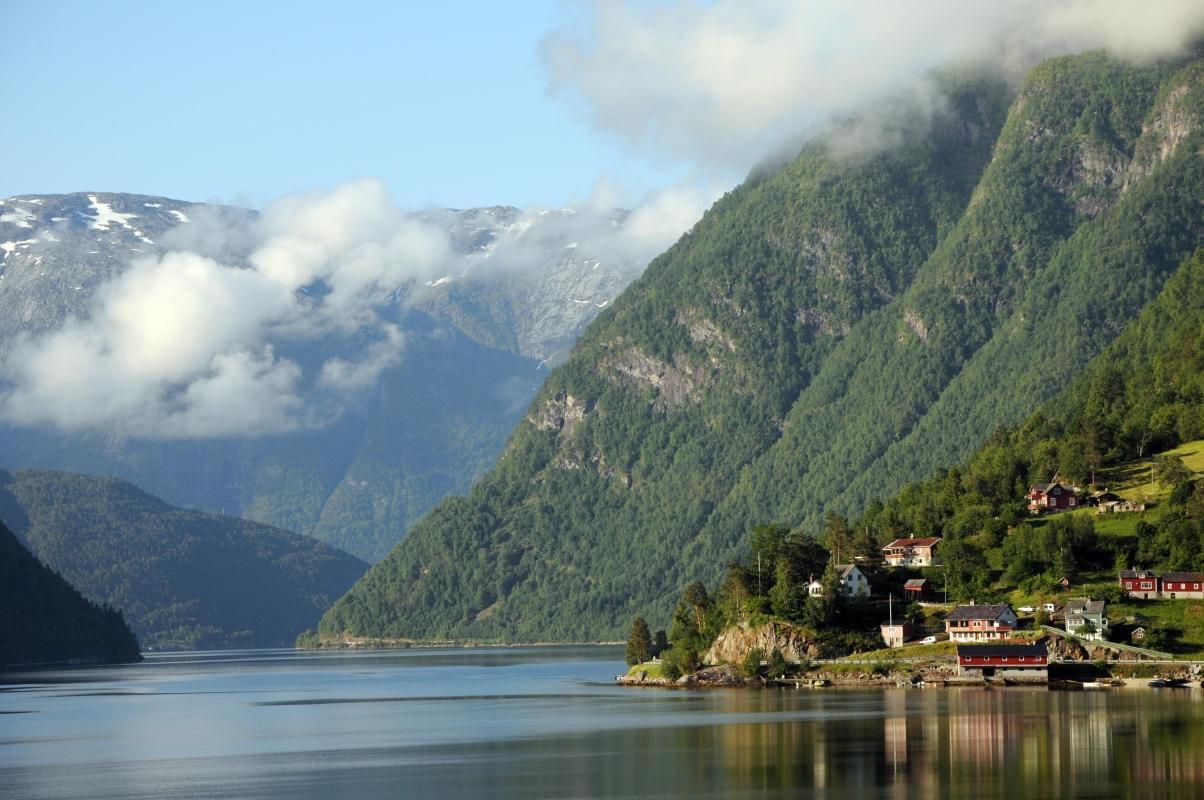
2 647 1203 799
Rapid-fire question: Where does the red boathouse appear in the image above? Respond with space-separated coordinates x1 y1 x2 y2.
956 642 1049 681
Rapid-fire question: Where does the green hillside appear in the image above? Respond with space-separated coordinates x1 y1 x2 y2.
321 50 1204 643
0 468 367 649
851 248 1204 592
0 520 141 668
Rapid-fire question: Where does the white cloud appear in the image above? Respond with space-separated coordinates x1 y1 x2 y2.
544 0 1204 171
0 179 450 438
0 176 706 438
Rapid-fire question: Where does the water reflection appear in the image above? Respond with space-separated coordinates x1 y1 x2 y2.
1 649 1203 799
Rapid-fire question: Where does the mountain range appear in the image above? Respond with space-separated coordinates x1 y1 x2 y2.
0 193 645 561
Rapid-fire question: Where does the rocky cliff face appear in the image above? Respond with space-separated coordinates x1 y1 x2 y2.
704 621 813 665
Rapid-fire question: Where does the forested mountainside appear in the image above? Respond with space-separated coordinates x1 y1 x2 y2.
321 50 1204 643
0 194 640 561
0 468 367 649
0 520 141 668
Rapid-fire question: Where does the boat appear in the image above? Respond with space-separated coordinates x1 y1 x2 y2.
1148 678 1167 688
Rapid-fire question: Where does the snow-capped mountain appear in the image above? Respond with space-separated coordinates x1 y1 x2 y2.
0 192 649 561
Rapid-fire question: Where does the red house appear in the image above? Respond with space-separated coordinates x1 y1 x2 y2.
1119 569 1161 600
1027 481 1080 513
956 642 1048 679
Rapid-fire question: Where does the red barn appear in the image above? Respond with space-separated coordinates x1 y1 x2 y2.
956 642 1048 680
1160 572 1204 599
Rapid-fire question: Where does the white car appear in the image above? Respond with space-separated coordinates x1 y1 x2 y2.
921 635 938 644
1018 606 1036 613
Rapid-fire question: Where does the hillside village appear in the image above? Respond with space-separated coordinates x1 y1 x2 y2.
625 441 1204 687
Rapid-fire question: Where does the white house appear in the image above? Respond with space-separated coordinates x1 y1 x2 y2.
1064 598 1109 641
836 564 871 598
806 565 871 598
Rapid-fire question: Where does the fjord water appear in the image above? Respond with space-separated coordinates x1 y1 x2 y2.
2 648 1203 799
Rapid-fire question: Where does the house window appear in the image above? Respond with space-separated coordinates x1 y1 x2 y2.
1069 498 1076 506
1195 584 1200 590
1141 581 1153 590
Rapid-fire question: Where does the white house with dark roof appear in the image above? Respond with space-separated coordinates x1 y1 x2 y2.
806 564 871 598
1064 597 1109 641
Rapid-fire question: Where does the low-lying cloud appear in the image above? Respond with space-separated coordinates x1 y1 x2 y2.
0 178 711 439
544 0 1204 171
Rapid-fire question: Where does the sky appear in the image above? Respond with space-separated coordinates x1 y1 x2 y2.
0 1 692 210
3 0 1204 439
5 1 1204 211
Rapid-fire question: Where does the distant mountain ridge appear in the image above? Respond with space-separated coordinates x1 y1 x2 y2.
0 467 367 650
0 192 647 561
319 50 1204 643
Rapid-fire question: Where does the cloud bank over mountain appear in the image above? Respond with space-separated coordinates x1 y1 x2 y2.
0 179 712 439
543 0 1204 170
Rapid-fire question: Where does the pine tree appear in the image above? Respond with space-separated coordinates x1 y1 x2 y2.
625 615 652 666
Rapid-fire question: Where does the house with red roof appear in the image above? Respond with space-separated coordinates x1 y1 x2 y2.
881 537 942 567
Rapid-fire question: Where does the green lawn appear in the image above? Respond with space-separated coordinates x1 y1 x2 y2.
627 660 674 680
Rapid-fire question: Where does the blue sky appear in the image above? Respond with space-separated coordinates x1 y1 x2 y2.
0 1 685 209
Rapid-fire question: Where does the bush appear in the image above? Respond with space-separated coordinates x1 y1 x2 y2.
661 645 699 680
741 647 766 678
768 647 788 677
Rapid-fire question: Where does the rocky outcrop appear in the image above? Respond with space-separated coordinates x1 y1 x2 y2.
1124 78 1202 191
527 391 592 436
704 621 813 665
605 347 716 411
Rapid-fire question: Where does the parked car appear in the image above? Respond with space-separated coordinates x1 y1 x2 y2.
921 636 938 644
1018 606 1036 613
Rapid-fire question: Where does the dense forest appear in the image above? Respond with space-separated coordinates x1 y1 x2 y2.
0 469 367 649
0 520 140 668
320 49 1204 643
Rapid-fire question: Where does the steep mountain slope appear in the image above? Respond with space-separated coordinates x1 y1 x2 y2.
319 69 1013 641
321 51 1204 643
1 520 141 668
0 194 643 561
703 53 1204 547
0 468 367 649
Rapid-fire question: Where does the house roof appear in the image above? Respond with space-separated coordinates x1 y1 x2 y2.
835 564 860 579
882 537 941 550
956 642 1047 658
1030 482 1077 494
1161 572 1204 582
1065 598 1107 616
946 603 1014 622
904 579 928 589
1119 569 1160 579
